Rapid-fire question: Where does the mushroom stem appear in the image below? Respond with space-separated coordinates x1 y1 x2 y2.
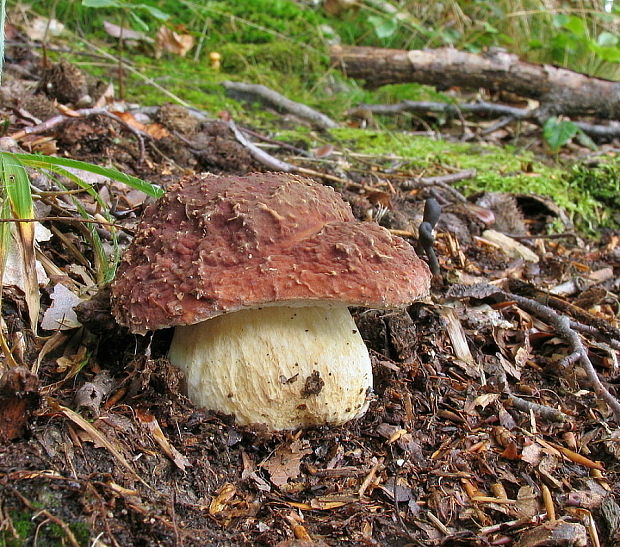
168 305 372 430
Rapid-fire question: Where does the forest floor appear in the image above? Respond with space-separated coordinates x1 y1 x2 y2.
1 16 620 547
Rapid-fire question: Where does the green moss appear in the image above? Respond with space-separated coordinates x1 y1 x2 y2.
219 41 325 82
329 128 608 229
1 511 34 546
565 161 620 228
0 509 91 547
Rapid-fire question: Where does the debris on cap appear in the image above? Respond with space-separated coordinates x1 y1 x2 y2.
111 172 431 334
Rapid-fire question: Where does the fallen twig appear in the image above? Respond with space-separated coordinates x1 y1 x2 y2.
222 80 338 129
505 292 620 422
570 320 620 351
239 126 311 157
357 100 620 139
227 120 295 172
479 513 547 535
402 169 475 202
506 393 568 423
507 280 620 348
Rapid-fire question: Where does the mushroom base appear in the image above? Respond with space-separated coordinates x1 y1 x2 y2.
168 305 373 430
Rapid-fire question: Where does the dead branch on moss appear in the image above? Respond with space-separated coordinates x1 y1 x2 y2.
227 120 295 172
331 46 620 121
354 100 620 139
402 169 475 202
222 80 338 130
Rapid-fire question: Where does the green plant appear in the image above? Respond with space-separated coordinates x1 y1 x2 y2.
81 0 169 98
0 0 161 356
543 13 620 76
0 153 162 345
543 117 597 152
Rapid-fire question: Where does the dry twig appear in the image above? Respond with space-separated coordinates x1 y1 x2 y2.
357 100 620 139
222 81 338 129
505 291 620 422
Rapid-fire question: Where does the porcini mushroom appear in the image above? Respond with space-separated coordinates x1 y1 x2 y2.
111 173 431 430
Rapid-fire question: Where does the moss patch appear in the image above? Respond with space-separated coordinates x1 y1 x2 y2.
0 508 91 547
329 128 609 229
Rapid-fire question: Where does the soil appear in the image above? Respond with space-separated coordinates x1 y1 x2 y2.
1 43 619 547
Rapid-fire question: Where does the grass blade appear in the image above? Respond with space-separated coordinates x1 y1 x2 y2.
50 174 116 284
0 152 40 333
12 153 164 198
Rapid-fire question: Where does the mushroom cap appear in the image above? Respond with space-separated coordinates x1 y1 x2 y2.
111 173 431 334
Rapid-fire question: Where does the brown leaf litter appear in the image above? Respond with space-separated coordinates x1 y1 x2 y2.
0 46 619 546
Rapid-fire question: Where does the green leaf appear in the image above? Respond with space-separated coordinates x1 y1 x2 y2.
50 175 115 283
597 31 618 47
528 38 544 49
561 15 587 37
82 0 122 7
575 131 597 151
543 117 580 151
129 11 150 32
552 14 570 29
1 153 33 219
589 43 620 62
11 153 164 198
367 15 398 40
134 4 169 21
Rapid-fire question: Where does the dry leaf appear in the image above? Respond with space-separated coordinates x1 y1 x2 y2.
155 26 194 58
439 307 480 377
57 404 150 489
480 230 540 263
515 485 540 519
103 21 152 42
497 352 522 380
110 111 169 139
25 17 64 41
521 441 543 465
471 393 500 411
261 440 312 487
209 483 236 515
41 283 83 331
135 408 191 472
514 521 587 547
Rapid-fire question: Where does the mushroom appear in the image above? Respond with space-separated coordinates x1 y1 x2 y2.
111 173 431 430
209 51 221 71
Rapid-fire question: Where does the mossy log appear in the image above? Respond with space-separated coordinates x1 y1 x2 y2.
330 45 620 120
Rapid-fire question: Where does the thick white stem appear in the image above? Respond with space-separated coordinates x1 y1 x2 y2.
168 305 372 430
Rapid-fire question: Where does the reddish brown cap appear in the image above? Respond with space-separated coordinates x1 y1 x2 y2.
111 173 431 333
